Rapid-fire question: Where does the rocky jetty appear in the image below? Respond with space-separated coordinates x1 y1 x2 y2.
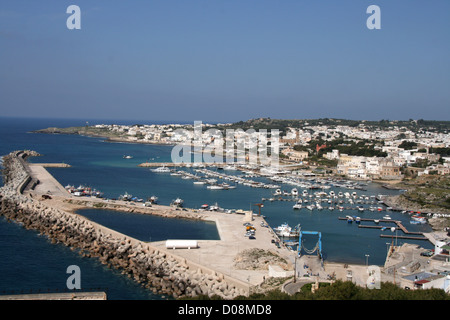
0 151 248 299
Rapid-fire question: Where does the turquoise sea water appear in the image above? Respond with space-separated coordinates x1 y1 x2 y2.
0 117 434 299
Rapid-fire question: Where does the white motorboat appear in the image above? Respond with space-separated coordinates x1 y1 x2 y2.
171 198 184 207
291 188 299 196
119 192 133 201
273 223 300 238
411 215 426 224
207 185 224 190
151 166 171 173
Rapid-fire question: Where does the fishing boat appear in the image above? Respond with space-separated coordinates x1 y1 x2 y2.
119 192 133 201
148 196 158 204
209 203 222 211
171 198 184 207
273 223 300 238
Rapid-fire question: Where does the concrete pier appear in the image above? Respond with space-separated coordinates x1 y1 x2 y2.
26 163 71 197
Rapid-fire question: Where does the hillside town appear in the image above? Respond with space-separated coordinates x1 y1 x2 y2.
86 119 450 181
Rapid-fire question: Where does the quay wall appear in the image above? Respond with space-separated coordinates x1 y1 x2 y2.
0 151 249 299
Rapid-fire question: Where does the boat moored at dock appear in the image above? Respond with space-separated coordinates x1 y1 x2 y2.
273 223 300 238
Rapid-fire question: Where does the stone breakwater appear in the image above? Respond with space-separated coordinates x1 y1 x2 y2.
0 151 248 299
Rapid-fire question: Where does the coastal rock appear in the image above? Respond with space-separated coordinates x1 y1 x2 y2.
234 248 289 271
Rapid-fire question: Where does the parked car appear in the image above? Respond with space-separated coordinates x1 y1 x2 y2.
420 250 433 257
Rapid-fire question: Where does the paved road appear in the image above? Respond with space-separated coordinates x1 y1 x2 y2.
283 278 315 295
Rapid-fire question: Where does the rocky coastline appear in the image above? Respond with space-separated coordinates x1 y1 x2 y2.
382 194 450 231
0 151 248 299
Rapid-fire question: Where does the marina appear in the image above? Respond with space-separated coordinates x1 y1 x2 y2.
0 120 446 299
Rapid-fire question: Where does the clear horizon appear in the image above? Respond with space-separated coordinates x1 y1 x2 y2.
1 1 449 122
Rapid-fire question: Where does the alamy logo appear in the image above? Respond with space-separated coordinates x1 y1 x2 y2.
367 5 381 30
66 265 81 290
66 5 81 30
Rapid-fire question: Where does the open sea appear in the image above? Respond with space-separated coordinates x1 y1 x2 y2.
0 117 434 300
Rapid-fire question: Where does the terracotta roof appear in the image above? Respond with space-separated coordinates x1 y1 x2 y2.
414 279 430 285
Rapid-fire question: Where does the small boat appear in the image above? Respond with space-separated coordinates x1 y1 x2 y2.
355 217 361 224
151 166 171 173
119 192 133 201
346 215 354 223
148 196 158 204
291 188 299 197
171 198 184 207
383 215 391 220
293 203 302 210
209 203 220 211
411 215 426 224
207 185 224 190
123 155 133 159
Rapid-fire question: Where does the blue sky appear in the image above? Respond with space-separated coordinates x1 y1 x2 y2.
1 1 449 123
